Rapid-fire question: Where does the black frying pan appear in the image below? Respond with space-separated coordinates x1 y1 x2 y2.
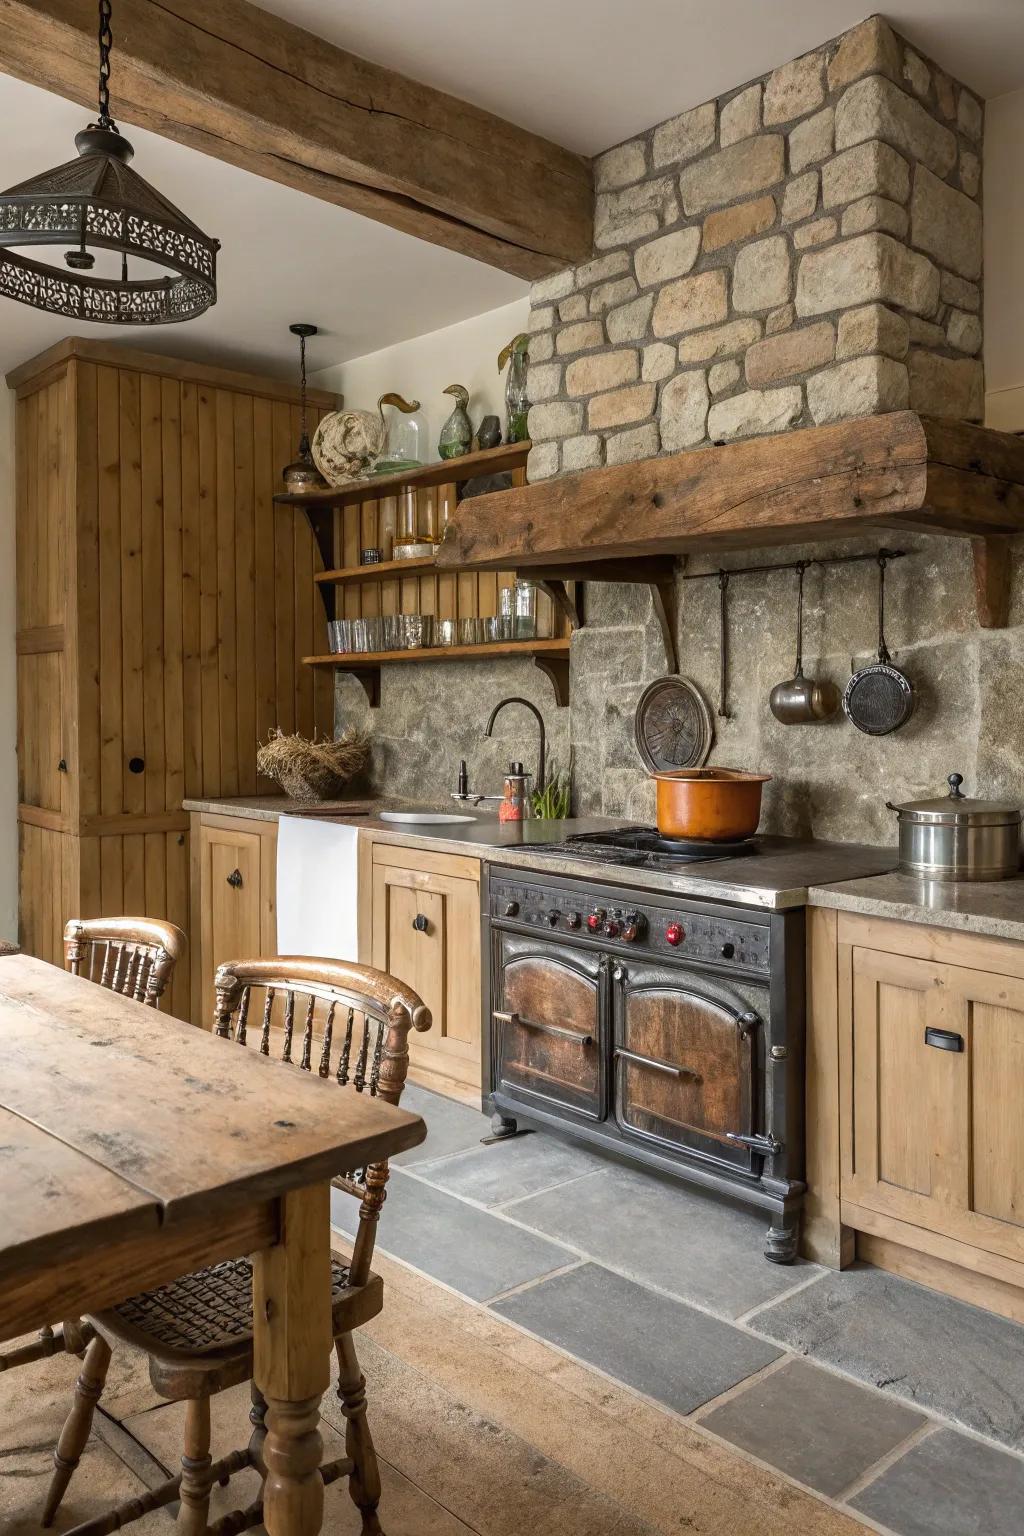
842 552 915 735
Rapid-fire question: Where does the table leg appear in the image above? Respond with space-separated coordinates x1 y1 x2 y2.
253 1182 333 1536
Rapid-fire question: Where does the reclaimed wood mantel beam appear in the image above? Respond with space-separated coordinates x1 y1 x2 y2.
437 414 1024 585
0 0 593 279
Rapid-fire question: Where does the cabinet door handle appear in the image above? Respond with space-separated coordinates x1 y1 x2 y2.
925 1027 964 1053
615 1046 701 1081
226 868 243 889
412 913 429 933
493 1010 592 1047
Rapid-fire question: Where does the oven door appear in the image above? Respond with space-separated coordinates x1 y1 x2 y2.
611 958 762 1172
492 932 605 1121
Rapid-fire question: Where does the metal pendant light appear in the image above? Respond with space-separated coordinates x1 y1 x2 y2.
0 0 218 324
282 323 329 493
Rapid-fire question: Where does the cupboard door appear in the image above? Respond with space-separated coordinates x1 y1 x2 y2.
17 651 66 815
494 935 603 1120
196 819 275 1027
845 946 1024 1263
370 857 480 1096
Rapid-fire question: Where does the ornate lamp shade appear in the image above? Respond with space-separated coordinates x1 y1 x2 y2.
0 122 218 324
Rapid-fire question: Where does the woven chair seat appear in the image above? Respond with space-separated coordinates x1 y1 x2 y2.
103 1255 354 1357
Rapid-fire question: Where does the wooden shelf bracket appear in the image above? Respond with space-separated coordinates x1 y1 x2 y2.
972 534 1014 629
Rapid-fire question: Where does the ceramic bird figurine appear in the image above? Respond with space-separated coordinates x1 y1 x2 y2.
438 384 473 460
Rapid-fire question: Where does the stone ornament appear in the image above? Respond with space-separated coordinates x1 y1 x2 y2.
312 392 419 486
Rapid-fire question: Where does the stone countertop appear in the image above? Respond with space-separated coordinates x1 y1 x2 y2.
183 794 383 822
808 871 1024 944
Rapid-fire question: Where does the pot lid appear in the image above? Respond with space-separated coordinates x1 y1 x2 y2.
891 773 1022 825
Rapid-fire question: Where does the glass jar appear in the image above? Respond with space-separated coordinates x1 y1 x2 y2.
376 404 425 472
397 486 418 542
514 579 537 639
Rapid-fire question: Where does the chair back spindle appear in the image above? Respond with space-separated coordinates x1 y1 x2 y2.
64 918 186 1009
212 957 431 1285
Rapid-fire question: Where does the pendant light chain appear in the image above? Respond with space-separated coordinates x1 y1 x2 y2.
97 0 115 130
298 330 309 449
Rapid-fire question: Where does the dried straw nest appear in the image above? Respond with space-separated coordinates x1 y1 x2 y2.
257 728 370 802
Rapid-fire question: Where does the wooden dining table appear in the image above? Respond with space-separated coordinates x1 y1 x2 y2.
0 952 427 1535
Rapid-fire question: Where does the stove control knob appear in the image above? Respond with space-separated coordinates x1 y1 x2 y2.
603 919 621 938
566 911 581 929
587 909 605 933
720 942 736 959
665 922 685 947
546 909 560 927
503 900 520 918
622 913 645 942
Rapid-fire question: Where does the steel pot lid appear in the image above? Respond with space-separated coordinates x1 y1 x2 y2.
888 773 1022 826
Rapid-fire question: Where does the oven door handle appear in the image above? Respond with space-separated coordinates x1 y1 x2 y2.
614 1046 702 1082
493 1010 593 1048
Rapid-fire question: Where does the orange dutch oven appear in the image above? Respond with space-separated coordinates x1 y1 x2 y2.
651 767 772 842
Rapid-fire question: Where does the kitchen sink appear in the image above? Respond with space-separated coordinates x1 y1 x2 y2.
379 810 478 826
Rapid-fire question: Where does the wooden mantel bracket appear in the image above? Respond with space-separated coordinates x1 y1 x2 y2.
531 559 678 672
972 534 1014 629
532 654 570 707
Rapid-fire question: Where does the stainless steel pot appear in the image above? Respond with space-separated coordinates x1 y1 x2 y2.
887 773 1022 882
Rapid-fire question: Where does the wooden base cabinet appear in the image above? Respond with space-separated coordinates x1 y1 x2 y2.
808 908 1024 1322
190 814 277 1028
367 843 481 1104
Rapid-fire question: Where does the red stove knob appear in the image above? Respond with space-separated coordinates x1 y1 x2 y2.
603 919 621 938
587 909 605 932
665 922 685 946
566 911 581 929
622 914 645 942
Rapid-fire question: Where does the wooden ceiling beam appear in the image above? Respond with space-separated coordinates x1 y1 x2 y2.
0 0 593 280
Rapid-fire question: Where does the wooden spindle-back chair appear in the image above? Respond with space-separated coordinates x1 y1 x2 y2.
1 917 185 1384
43 956 431 1536
64 916 186 1008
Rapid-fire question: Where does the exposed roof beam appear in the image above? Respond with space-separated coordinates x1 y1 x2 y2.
0 0 593 279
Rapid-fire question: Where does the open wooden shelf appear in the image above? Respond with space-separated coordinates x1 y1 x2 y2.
275 440 531 510
315 554 437 587
303 638 570 708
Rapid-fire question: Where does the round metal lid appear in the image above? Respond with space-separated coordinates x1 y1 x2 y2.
891 773 1022 826
634 677 714 774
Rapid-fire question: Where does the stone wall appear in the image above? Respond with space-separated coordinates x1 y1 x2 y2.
525 16 985 479
336 16 1019 845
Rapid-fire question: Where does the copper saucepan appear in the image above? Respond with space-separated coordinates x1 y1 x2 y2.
651 766 772 841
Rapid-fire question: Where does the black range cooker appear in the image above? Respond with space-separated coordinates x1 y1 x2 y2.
482 829 805 1264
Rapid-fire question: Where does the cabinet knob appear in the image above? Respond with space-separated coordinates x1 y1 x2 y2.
226 868 243 889
412 913 429 933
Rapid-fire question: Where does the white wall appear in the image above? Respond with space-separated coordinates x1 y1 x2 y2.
985 86 1024 430
313 297 530 452
0 385 16 942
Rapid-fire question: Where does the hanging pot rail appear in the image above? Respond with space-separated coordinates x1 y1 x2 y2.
680 547 907 584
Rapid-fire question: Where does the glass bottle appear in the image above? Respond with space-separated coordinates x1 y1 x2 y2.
505 348 529 443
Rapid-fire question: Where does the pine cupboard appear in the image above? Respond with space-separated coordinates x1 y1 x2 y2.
807 906 1024 1324
361 839 483 1104
11 339 335 1019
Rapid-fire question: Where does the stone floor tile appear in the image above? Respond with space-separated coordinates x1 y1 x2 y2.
392 1083 490 1166
851 1427 1024 1536
752 1263 1024 1449
700 1357 926 1496
510 1161 820 1317
492 1262 780 1415
419 1129 610 1206
333 1168 575 1302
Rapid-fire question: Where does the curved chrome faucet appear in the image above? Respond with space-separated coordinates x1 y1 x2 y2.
485 696 545 791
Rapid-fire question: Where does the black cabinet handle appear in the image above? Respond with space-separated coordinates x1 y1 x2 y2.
226 868 243 889
412 913 429 933
925 1027 964 1053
